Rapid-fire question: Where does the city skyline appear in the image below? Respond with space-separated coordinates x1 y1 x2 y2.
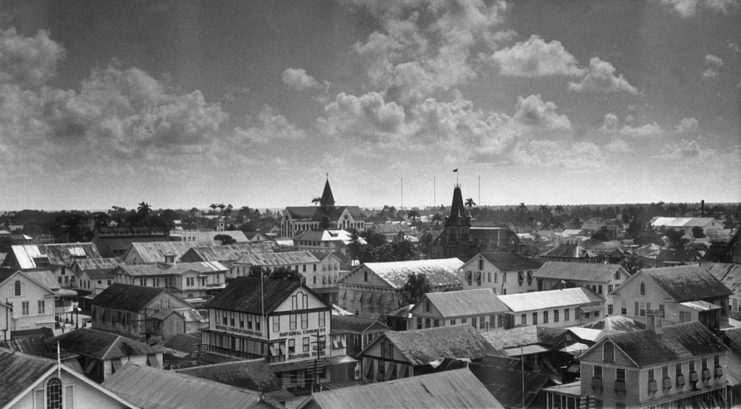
0 0 739 210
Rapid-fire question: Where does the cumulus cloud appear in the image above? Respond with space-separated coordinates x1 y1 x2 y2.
233 105 306 144
318 92 407 142
489 35 584 77
0 28 65 87
605 139 632 153
512 95 571 129
600 113 620 132
282 68 321 91
659 0 739 18
512 140 607 169
702 54 723 78
569 57 639 94
676 117 699 133
619 122 664 138
661 139 704 159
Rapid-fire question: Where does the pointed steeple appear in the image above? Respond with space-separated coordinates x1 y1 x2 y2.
320 175 335 207
448 184 467 221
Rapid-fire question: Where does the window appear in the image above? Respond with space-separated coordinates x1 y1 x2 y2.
532 312 538 325
488 272 491 282
679 311 691 322
450 319 456 325
434 319 440 327
461 318 467 324
273 317 280 332
607 304 613 315
564 308 570 321
594 365 602 377
521 314 527 325
38 300 45 315
640 282 645 296
616 368 625 382
425 318 430 328
527 271 533 285
543 311 549 324
303 337 310 353
471 318 476 328
290 314 297 330
479 316 485 329
301 313 308 329
319 311 326 327
303 265 306 272
364 271 368 281
288 339 295 354
14 280 21 296
425 300 430 312
46 377 63 409
604 342 614 362
417 317 422 329
22 301 29 316
478 259 484 270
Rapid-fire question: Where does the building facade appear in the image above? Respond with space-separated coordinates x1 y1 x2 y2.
409 288 511 331
499 287 605 328
0 270 56 337
459 252 543 295
112 261 228 299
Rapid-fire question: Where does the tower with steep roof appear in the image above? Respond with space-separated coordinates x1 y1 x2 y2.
320 176 335 207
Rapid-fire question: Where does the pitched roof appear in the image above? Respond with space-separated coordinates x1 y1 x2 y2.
115 261 228 277
294 229 360 244
650 217 719 228
539 243 594 259
702 262 741 294
301 368 503 409
169 230 250 244
639 265 732 302
0 349 56 407
126 241 201 263
480 252 542 271
469 359 552 409
481 326 567 350
534 261 627 283
7 243 101 269
163 333 201 355
71 257 122 272
181 243 268 262
592 321 728 367
497 287 603 312
102 363 266 409
236 250 319 266
331 315 389 333
419 288 509 317
92 283 168 312
49 328 162 360
205 277 326 314
320 178 335 207
379 325 500 365
361 258 463 289
175 359 282 392
580 315 646 331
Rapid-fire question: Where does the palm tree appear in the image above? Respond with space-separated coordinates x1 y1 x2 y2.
209 203 218 214
407 208 420 223
217 203 226 215
311 197 321 206
137 202 152 218
431 213 444 227
465 198 476 209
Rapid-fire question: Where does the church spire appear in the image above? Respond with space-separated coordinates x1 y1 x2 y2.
449 184 466 221
320 175 335 207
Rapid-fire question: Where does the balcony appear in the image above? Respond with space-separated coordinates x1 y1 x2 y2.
662 377 672 392
614 380 626 395
648 379 658 395
702 368 712 384
676 374 685 389
591 377 603 391
715 365 723 379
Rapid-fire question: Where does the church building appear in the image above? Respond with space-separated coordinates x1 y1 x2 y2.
280 178 365 238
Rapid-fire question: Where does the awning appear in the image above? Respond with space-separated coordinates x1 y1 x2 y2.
680 300 721 311
560 342 591 356
504 344 549 356
578 304 603 313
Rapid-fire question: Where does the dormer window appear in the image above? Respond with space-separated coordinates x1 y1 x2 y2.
640 282 646 296
14 280 21 296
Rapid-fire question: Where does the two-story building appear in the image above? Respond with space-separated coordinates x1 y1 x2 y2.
112 261 229 299
1 243 102 288
92 226 170 258
499 287 605 328
578 321 729 409
201 277 332 389
91 283 196 340
232 250 319 278
70 258 121 296
178 243 270 280
293 229 364 256
338 258 463 318
408 288 510 331
609 265 732 332
535 261 629 315
459 252 542 295
327 315 389 383
0 270 56 338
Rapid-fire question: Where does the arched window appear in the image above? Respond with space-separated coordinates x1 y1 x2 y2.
14 280 21 296
46 377 63 409
604 342 614 362
640 282 646 296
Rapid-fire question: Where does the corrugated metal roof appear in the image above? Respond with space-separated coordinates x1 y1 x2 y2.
204 277 323 314
49 328 162 360
102 363 264 409
580 315 646 331
535 261 627 283
182 243 268 262
71 257 121 272
126 241 202 263
116 261 228 277
175 358 282 393
92 283 167 312
417 288 508 317
497 287 603 312
331 315 389 333
480 252 542 271
295 229 363 245
380 325 501 366
0 349 56 407
236 251 319 266
303 368 503 409
169 230 250 244
651 217 719 228
9 243 101 269
362 258 463 289
703 262 741 293
641 265 732 302
680 300 721 311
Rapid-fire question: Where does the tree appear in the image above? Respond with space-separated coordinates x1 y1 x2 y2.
311 197 321 206
591 226 611 242
665 228 689 250
407 208 420 224
214 234 237 245
465 198 476 210
431 213 444 227
209 203 218 214
401 273 431 304
137 202 152 218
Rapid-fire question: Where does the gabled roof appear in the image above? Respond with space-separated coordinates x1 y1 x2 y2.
481 326 567 350
169 230 250 244
331 315 389 333
181 243 268 262
540 242 595 259
415 288 508 317
175 358 282 392
584 321 728 367
6 243 101 269
294 229 361 244
580 315 646 331
469 359 552 409
534 261 627 283
650 217 719 228
702 262 741 295
633 265 732 302
49 328 162 360
125 241 200 263
479 252 542 271
92 283 169 312
0 349 136 409
360 258 463 289
204 277 328 314
70 257 122 272
114 261 228 277
300 368 503 409
497 287 603 312
375 325 500 366
0 270 56 296
236 250 319 266
102 363 269 409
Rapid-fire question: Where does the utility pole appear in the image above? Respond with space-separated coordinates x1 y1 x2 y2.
312 330 325 391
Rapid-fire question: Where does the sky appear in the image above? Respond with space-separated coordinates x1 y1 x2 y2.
0 0 739 211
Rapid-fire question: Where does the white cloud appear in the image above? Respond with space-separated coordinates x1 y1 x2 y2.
569 57 639 94
318 92 407 142
600 113 620 132
619 122 664 138
702 54 723 78
233 105 306 144
676 117 699 133
512 140 607 169
512 95 571 129
659 0 739 17
606 139 632 153
282 67 321 91
660 139 704 159
0 28 65 87
490 35 584 77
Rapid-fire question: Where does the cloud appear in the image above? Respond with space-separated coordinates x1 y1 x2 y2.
282 67 321 91
318 92 407 142
233 105 306 144
619 122 664 138
701 54 723 78
569 57 639 94
0 28 65 87
676 117 699 133
730 42 741 54
605 139 632 153
660 139 704 159
600 113 620 132
659 0 739 18
512 94 571 129
489 35 584 77
512 140 607 169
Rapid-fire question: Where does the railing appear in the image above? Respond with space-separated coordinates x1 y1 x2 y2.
662 377 672 392
676 374 685 389
714 365 723 379
648 379 658 395
614 380 626 395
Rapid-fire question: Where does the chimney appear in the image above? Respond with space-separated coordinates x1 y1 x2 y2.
700 200 705 217
164 253 176 264
647 309 662 335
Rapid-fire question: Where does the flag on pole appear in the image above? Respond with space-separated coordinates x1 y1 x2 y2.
453 168 458 172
